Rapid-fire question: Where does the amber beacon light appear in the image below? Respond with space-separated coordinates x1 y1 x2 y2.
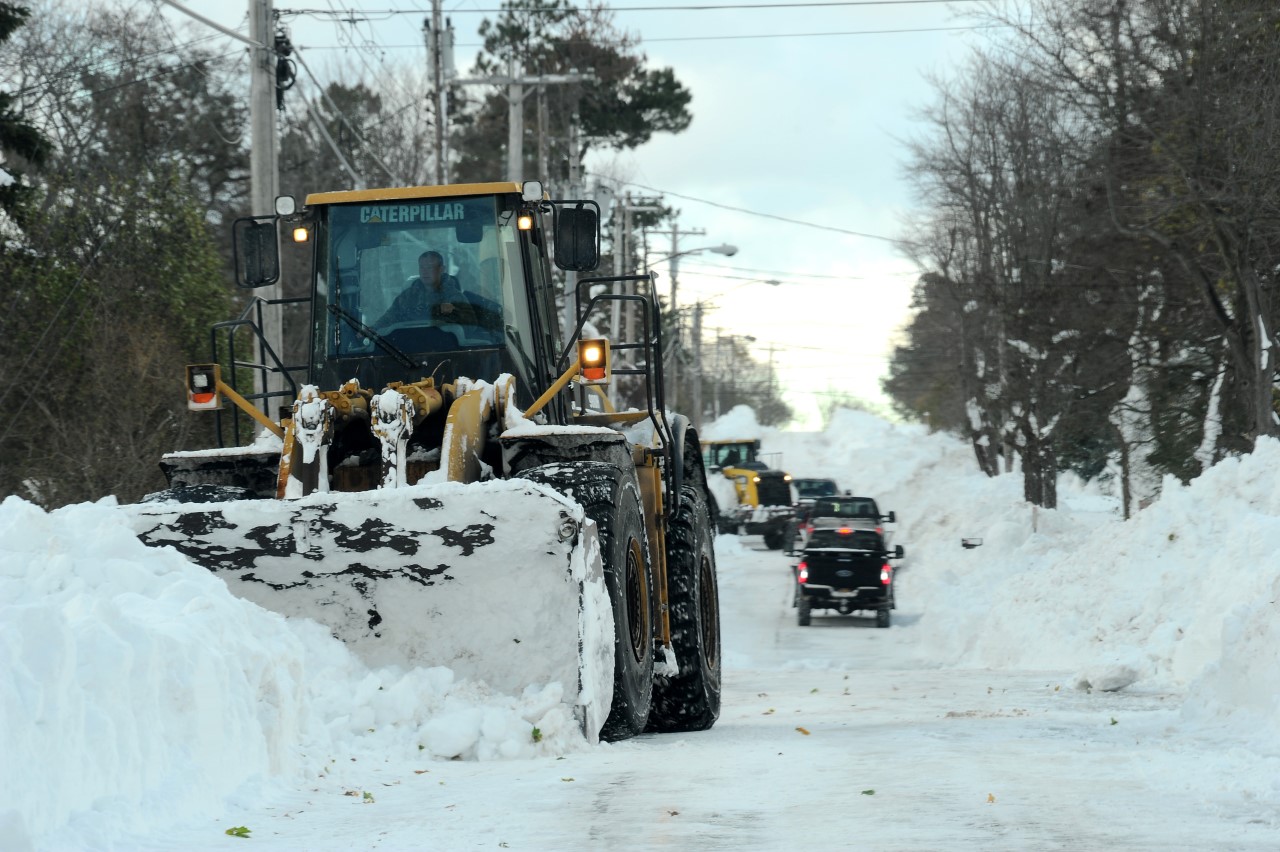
577 338 611 384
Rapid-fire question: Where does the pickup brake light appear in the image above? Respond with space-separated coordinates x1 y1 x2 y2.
881 564 892 585
797 561 808 583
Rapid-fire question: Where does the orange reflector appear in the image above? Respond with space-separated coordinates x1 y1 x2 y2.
186 364 222 411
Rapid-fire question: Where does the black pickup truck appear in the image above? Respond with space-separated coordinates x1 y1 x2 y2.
785 495 896 555
794 527 904 628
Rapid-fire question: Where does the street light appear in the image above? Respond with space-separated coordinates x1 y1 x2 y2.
648 243 739 268
648 243 738 405
650 243 738 315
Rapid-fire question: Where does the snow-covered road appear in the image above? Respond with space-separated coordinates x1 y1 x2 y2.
9 406 1280 850
134 534 1279 851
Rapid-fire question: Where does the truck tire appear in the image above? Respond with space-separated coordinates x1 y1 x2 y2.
647 482 721 733
141 484 260 504
763 527 786 550
797 594 812 626
518 461 655 741
875 608 891 629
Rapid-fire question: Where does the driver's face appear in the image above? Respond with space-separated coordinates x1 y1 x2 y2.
419 255 443 285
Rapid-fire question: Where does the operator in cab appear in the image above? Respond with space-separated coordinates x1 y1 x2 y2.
376 250 475 328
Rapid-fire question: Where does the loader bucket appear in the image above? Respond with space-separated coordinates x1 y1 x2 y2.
122 479 615 741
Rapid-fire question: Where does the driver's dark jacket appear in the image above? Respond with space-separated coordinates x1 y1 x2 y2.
376 275 493 329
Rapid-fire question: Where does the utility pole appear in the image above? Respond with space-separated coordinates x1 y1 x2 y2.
714 329 722 421
249 0 284 407
649 224 706 408
537 85 550 184
692 301 704 430
454 65 592 183
158 0 284 413
423 4 455 184
561 114 581 343
609 194 661 356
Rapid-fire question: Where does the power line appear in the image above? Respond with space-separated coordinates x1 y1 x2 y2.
602 177 913 244
678 260 881 280
282 0 991 16
284 23 1005 49
620 23 1006 41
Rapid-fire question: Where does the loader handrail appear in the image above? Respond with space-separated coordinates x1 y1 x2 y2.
564 274 679 516
209 294 309 448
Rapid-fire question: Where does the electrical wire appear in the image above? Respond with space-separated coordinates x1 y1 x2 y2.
284 0 992 16
292 44 404 184
284 22 1008 49
601 177 914 244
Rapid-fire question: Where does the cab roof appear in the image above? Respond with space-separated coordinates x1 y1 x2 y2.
304 181 523 207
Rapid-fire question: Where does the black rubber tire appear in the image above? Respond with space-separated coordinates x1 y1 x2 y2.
518 461 655 741
876 608 891 629
646 483 722 733
784 522 800 555
763 527 786 550
140 484 259 504
797 594 812 626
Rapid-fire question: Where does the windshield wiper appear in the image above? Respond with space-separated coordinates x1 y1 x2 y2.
327 304 422 370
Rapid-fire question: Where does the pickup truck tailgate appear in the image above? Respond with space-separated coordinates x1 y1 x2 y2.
802 548 885 589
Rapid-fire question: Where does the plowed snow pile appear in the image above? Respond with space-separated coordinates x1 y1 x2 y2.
4 406 1280 849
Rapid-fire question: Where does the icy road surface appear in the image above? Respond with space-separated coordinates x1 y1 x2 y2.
140 534 1278 851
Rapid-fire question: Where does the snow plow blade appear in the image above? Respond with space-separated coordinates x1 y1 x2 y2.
123 479 615 741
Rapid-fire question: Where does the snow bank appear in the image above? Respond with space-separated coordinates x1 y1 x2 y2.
766 411 1280 727
698 404 769 441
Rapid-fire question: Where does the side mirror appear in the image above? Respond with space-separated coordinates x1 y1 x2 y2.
894 544 905 559
961 537 983 550
885 510 896 523
553 202 600 271
232 216 280 288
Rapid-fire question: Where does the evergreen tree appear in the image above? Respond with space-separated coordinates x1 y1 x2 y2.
0 3 48 221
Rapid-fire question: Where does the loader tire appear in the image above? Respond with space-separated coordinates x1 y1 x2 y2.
141 484 259 504
646 482 721 733
518 461 656 742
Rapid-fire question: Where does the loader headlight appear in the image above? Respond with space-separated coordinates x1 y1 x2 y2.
517 213 534 231
292 227 310 243
557 512 580 542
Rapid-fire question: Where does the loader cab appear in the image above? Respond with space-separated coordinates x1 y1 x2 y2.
301 183 565 415
703 439 762 472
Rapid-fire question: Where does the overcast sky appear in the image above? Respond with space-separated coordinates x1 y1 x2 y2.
163 0 995 426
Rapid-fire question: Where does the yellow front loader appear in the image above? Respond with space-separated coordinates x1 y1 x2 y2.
701 438 796 550
125 181 721 742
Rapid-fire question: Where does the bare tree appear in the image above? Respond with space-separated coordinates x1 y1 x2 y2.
997 0 1280 448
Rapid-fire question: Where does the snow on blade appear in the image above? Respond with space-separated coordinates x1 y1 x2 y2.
120 479 614 740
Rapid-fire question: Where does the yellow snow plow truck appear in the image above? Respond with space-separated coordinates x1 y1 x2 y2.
123 181 721 743
701 438 795 550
